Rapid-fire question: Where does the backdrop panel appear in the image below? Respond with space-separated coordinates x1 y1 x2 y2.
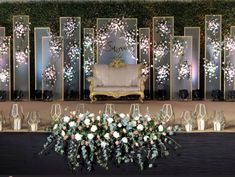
34 27 50 95
139 28 151 99
60 17 81 100
0 27 5 36
97 18 137 64
42 36 64 101
205 15 222 100
153 17 174 100
13 15 30 100
83 28 95 99
184 27 200 90
0 36 11 100
171 36 192 100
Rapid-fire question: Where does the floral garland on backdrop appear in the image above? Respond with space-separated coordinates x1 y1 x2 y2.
40 111 180 171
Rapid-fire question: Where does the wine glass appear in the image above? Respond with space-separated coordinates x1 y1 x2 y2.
50 104 62 121
104 104 115 117
161 104 174 124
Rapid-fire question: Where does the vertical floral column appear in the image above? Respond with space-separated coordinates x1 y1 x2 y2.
83 28 95 99
0 27 11 100
13 15 30 100
184 27 200 91
60 17 81 100
153 17 174 100
34 27 50 99
42 35 64 101
204 15 222 99
171 36 192 100
223 26 235 100
139 28 151 99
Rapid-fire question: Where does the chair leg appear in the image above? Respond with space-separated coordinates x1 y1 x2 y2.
139 93 144 103
89 94 96 103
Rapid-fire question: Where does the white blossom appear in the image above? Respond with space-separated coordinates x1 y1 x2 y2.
107 117 114 124
144 136 149 142
158 125 164 132
101 141 107 148
53 124 58 130
84 118 91 126
87 133 94 140
63 116 70 123
88 113 95 117
104 133 110 140
134 116 140 121
131 120 137 127
61 130 65 137
118 123 122 128
96 116 101 121
121 137 128 143
90 125 98 132
75 133 83 141
137 124 144 131
69 121 76 127
119 113 125 118
113 131 120 139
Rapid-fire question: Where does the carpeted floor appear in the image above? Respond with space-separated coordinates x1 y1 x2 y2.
0 132 235 176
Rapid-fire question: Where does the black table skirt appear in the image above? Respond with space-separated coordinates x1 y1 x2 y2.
0 132 235 176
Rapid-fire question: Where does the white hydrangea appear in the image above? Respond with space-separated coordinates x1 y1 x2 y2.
84 118 91 126
101 141 107 148
144 136 149 142
78 114 84 119
113 131 120 139
104 133 110 140
75 133 83 141
61 130 65 137
137 124 144 131
121 137 128 143
87 133 94 140
134 116 140 121
53 124 58 130
131 120 137 127
69 121 76 127
107 117 114 124
96 116 101 121
158 125 164 132
88 113 95 117
117 123 122 127
119 113 125 118
63 116 70 123
90 125 98 132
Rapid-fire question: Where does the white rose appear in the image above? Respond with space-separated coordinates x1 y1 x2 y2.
75 133 83 141
137 124 144 131
121 137 128 143
144 136 149 142
107 117 114 124
88 113 95 117
61 130 65 137
53 124 58 130
87 133 94 140
84 118 91 126
118 123 122 128
69 121 76 127
153 135 157 140
146 115 152 121
131 120 137 127
119 113 125 118
101 141 107 148
63 116 70 123
134 116 140 121
90 125 98 132
104 133 110 140
113 131 120 139
96 116 101 121
158 125 164 132
78 114 84 119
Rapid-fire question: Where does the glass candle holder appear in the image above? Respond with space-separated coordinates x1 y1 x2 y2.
160 104 175 124
211 111 225 131
27 111 40 132
104 104 115 117
181 111 195 132
129 104 141 119
194 103 207 131
10 103 24 131
50 104 62 121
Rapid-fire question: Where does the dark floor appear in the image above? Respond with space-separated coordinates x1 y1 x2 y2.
0 132 235 177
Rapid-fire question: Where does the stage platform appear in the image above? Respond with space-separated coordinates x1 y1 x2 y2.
0 100 235 132
0 132 235 176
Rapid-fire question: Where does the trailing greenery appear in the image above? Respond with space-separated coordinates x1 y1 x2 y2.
0 0 235 97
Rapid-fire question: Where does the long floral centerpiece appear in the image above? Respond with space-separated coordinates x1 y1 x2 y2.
40 110 180 171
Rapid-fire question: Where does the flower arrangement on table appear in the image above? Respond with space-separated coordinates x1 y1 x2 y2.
40 111 180 171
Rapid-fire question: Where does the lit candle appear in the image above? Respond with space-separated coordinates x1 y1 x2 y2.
14 118 21 130
185 123 192 132
198 119 205 131
30 123 38 132
214 121 221 131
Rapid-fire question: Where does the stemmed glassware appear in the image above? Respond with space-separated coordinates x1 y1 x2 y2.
10 103 24 131
50 104 62 122
27 111 40 132
194 103 207 131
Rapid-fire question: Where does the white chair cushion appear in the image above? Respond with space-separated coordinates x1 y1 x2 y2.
94 86 140 92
